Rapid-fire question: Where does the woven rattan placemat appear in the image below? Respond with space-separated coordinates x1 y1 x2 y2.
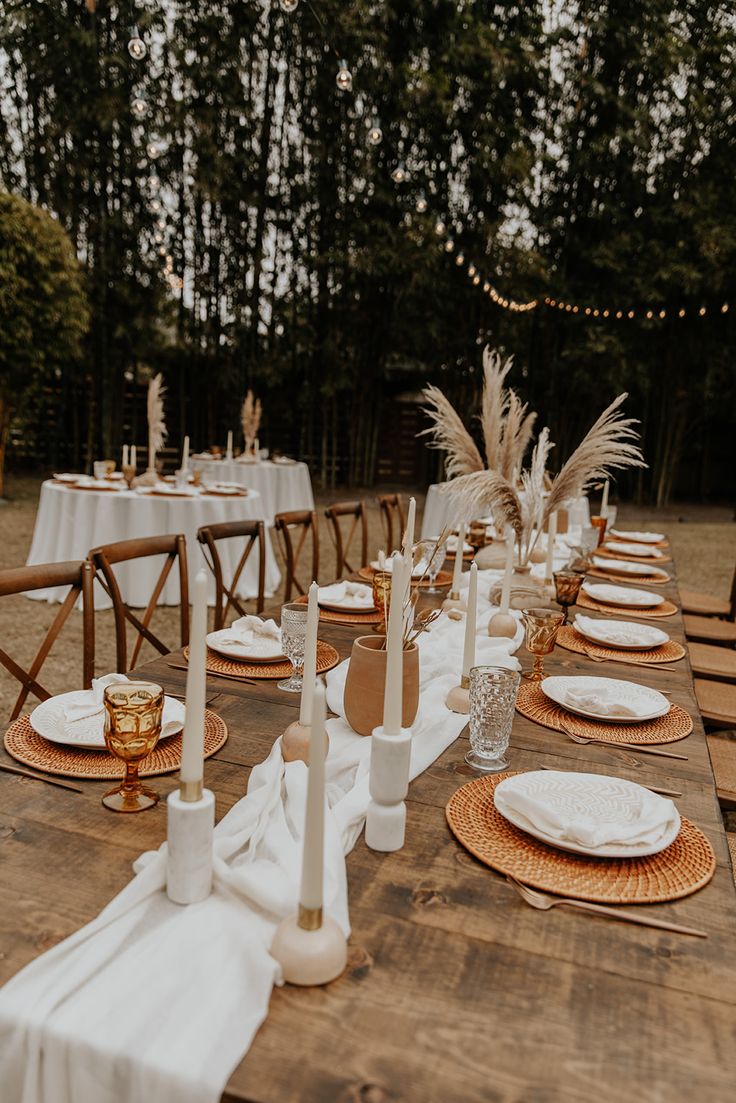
557 626 686 666
198 640 340 680
294 594 383 626
588 567 670 586
4 710 227 780
577 592 678 618
596 547 672 564
358 567 453 589
515 681 692 745
446 772 715 904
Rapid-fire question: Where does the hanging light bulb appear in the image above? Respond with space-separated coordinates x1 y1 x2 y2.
366 120 383 146
435 220 445 235
455 253 465 266
149 175 160 192
391 163 408 184
131 95 148 119
467 264 476 277
483 281 490 293
473 275 480 286
415 192 428 213
444 239 454 252
335 60 352 92
127 27 146 61
147 140 161 160
279 0 299 10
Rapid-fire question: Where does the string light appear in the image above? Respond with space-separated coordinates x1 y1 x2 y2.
279 0 299 10
444 239 454 252
467 263 476 277
435 220 446 235
146 141 161 160
335 60 352 92
415 192 428 213
455 253 465 266
390 163 408 184
127 27 146 61
366 120 383 146
131 95 148 119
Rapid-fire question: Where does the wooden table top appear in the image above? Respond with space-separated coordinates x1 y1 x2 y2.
2 563 736 1102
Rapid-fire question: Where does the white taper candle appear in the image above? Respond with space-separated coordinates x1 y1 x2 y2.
402 497 416 557
500 528 514 615
299 582 319 726
181 435 189 470
122 444 129 468
383 552 405 735
300 682 326 912
179 568 208 787
131 444 136 470
451 522 466 594
601 479 609 513
462 562 478 679
545 511 558 583
226 430 233 458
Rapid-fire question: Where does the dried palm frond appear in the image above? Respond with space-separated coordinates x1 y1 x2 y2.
544 393 646 521
498 390 537 482
439 470 522 540
241 389 262 444
419 385 484 478
480 348 513 470
147 373 167 465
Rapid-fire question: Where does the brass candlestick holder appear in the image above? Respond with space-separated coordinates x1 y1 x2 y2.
521 607 565 682
553 570 584 624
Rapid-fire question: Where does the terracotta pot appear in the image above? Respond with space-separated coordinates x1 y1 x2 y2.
343 636 420 737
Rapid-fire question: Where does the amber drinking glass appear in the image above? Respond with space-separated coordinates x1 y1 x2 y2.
521 608 565 682
553 570 584 624
372 571 392 633
590 515 608 546
102 681 164 812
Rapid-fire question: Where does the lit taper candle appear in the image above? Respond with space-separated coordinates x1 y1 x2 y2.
383 552 405 735
179 568 208 800
300 682 327 922
451 521 466 596
299 582 319 726
461 562 478 684
545 511 558 584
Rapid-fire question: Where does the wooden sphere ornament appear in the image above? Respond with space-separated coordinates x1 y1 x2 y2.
445 683 470 714
488 612 517 639
281 721 329 764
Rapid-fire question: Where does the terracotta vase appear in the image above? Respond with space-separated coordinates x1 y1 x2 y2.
343 636 420 737
474 538 509 570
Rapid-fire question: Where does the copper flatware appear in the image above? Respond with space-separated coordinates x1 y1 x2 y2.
0 762 83 793
507 878 707 938
561 725 687 760
583 648 678 673
165 660 257 686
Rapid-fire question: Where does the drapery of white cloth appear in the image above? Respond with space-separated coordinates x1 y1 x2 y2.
0 585 521 1103
25 481 280 607
189 460 314 525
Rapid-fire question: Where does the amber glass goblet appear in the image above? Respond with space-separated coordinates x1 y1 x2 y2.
102 681 164 812
372 571 392 633
553 570 584 624
590 515 608 547
521 607 565 682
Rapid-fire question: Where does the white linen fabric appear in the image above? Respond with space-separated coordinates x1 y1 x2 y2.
217 616 282 656
63 673 130 725
573 614 667 649
494 770 678 850
189 459 314 525
25 481 280 608
317 581 373 607
0 603 522 1103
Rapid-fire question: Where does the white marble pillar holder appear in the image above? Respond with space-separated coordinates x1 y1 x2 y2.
166 787 215 905
365 725 412 852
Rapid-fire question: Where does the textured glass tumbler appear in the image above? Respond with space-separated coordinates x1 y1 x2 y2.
102 681 163 812
278 602 309 692
465 665 520 773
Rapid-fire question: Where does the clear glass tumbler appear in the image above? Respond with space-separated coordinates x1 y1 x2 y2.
278 602 309 692
465 665 521 773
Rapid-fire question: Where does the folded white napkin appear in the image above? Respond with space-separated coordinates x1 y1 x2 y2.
604 541 662 558
220 615 282 655
372 556 428 578
563 688 640 718
573 614 664 649
445 535 472 553
494 770 678 850
318 582 373 607
64 674 130 725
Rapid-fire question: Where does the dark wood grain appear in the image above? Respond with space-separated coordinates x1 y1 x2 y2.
1 559 735 1102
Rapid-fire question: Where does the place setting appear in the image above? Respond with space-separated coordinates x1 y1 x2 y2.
557 613 686 667
588 555 671 585
577 580 679 618
295 579 383 626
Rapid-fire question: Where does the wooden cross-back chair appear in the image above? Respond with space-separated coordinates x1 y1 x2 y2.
273 510 319 601
377 493 405 553
0 560 95 722
197 520 266 630
90 534 189 672
325 500 369 580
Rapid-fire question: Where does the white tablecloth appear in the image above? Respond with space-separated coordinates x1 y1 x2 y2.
421 483 592 539
190 459 314 525
25 481 280 607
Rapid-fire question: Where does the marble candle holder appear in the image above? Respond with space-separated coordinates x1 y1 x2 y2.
271 907 347 986
166 787 215 905
365 725 412 852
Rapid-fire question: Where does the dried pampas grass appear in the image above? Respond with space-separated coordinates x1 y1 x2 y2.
439 470 522 542
480 348 513 470
419 384 484 478
241 389 262 446
147 373 167 466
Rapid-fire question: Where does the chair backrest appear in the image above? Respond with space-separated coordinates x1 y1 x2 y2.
197 520 266 630
729 562 736 621
90 534 189 672
325 500 368 579
273 510 319 601
0 560 95 721
377 493 405 553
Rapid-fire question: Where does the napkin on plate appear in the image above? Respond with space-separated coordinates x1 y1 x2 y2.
220 615 282 655
64 674 130 725
494 771 678 850
573 614 663 649
563 688 642 718
318 582 373 607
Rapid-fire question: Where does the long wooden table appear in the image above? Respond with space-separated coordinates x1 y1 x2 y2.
2 562 736 1101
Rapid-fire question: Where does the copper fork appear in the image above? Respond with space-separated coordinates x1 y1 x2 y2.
561 725 687 760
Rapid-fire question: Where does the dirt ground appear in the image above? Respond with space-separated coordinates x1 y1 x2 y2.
1 473 735 719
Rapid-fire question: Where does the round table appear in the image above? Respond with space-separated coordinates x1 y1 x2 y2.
25 481 281 607
420 483 592 539
190 458 314 525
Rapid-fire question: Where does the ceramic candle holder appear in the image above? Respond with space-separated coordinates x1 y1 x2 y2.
445 680 470 714
365 725 413 852
270 910 347 987
442 590 467 613
281 721 329 764
166 787 215 905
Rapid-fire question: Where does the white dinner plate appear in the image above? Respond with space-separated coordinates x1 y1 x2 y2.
370 559 427 579
494 771 680 858
206 629 285 664
581 581 664 607
53 472 82 483
74 479 121 492
30 692 185 750
592 556 669 579
318 584 376 613
602 541 662 559
609 528 665 544
541 675 671 723
573 615 669 651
